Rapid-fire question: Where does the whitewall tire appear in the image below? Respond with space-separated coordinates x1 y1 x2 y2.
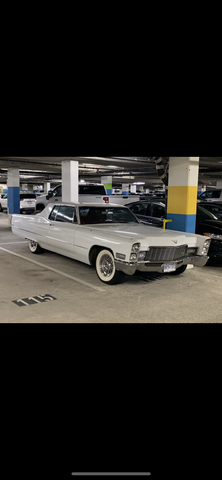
95 249 125 285
28 240 42 254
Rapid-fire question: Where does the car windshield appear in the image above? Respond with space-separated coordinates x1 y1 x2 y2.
20 194 36 199
197 205 218 220
79 185 106 195
79 206 139 225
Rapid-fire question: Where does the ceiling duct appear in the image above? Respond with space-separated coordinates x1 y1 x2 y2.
149 157 169 186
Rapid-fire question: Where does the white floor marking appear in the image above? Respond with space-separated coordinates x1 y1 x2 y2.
0 241 28 245
0 246 106 293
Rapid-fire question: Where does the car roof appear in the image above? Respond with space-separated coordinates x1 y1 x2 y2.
48 202 128 208
199 189 222 193
198 201 222 205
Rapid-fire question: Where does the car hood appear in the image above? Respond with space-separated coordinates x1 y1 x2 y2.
83 223 200 247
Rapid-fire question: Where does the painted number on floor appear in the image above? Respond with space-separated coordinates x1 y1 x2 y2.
12 294 57 307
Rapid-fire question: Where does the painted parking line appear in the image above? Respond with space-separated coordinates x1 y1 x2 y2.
0 246 106 293
0 241 28 245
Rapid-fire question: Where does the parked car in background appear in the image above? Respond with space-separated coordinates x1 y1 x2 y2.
11 203 210 284
197 201 222 219
0 194 8 211
20 193 36 213
197 189 222 202
125 200 222 260
139 193 165 201
35 183 109 211
0 193 36 213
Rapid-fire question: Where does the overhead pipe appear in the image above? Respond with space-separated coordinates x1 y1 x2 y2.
148 157 169 213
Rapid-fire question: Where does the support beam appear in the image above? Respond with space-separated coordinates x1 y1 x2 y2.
101 176 112 195
122 183 129 195
167 157 199 233
62 161 79 203
44 182 51 193
7 168 20 214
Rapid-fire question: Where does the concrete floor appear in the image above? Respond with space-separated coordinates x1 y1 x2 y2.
1 212 222 323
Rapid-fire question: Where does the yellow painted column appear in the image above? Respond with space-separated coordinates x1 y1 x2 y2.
166 157 199 233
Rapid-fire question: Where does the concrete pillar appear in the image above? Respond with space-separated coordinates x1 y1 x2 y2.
62 160 79 203
21 184 33 192
7 168 20 214
44 182 51 193
216 181 222 188
101 176 112 194
166 157 199 233
122 183 129 195
130 185 137 193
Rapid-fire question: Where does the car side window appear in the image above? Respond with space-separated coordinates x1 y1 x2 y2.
151 204 165 218
200 191 217 199
211 206 222 214
197 206 217 219
54 205 75 223
213 191 221 198
131 203 148 215
53 185 62 197
49 205 60 221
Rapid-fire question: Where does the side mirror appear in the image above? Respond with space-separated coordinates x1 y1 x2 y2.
46 191 53 200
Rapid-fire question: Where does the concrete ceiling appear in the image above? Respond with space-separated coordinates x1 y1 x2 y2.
0 156 222 188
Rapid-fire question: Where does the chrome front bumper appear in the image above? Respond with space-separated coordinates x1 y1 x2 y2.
115 255 209 276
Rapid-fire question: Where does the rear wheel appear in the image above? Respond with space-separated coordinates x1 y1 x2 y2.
0 203 3 212
95 249 125 285
28 240 43 254
170 264 187 275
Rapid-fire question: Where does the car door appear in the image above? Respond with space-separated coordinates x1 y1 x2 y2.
129 202 151 223
47 205 78 257
144 202 165 227
198 190 222 202
51 185 62 203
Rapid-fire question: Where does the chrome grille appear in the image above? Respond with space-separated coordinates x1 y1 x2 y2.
145 245 188 262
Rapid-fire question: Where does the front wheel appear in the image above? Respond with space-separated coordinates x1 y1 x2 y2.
28 240 43 254
0 203 3 212
95 249 125 285
170 264 187 275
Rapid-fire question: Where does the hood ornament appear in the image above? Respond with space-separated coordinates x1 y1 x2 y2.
172 239 178 244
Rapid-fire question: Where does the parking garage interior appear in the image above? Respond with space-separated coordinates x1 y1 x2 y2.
1 156 222 323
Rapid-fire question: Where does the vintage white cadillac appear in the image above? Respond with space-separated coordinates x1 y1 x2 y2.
11 203 211 284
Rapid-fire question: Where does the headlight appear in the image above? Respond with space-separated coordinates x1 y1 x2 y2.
131 242 141 252
204 233 222 240
201 239 211 255
130 253 138 261
138 251 146 261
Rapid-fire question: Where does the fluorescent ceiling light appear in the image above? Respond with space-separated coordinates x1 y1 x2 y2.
107 165 122 169
133 182 145 185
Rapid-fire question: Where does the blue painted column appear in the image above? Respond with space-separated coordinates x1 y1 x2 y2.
166 157 199 233
7 168 20 214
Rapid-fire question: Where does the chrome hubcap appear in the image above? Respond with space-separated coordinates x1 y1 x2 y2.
30 241 37 251
100 254 114 278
